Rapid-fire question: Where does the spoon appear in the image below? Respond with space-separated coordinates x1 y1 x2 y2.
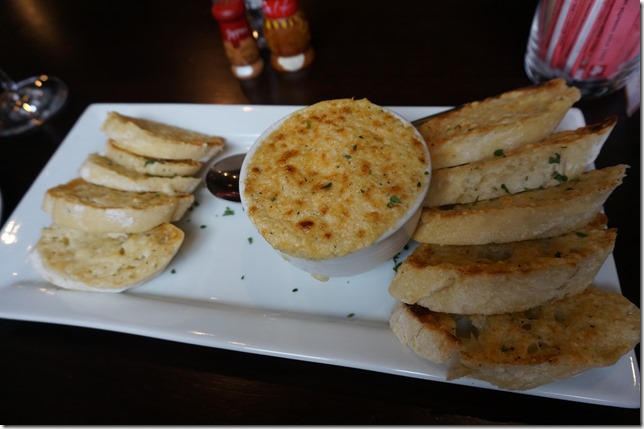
204 110 454 201
205 153 246 202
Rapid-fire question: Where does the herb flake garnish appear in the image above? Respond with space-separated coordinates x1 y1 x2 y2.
552 171 568 183
223 207 235 216
387 195 402 208
321 182 333 189
494 149 505 157
549 153 561 164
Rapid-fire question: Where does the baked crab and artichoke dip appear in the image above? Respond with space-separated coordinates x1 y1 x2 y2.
242 98 431 262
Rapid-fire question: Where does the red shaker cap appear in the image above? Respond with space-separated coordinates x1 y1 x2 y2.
212 0 247 21
262 0 299 18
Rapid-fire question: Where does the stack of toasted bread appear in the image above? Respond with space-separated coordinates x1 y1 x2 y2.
30 112 225 292
389 79 640 390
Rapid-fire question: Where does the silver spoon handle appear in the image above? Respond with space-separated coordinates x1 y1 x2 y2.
411 106 459 128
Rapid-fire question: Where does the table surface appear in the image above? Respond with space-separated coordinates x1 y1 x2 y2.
0 0 640 424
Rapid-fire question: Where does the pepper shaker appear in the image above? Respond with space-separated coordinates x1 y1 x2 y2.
262 0 314 72
212 0 264 80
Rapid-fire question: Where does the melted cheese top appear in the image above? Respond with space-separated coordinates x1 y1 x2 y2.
243 99 430 260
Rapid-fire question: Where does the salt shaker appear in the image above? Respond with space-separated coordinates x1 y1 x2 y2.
212 0 264 80
262 0 314 72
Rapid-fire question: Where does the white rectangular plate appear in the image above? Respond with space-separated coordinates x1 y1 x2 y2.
0 104 639 408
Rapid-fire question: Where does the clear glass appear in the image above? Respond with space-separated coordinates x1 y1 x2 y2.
0 69 68 137
524 0 640 99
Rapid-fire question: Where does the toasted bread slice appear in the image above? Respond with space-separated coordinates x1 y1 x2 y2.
390 214 615 315
80 153 202 195
390 286 640 391
43 178 194 233
104 140 203 177
416 79 581 169
30 222 184 292
423 117 616 208
414 165 626 245
101 111 225 161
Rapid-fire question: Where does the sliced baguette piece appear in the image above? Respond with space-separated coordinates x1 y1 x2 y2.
43 178 194 233
413 165 627 245
101 111 225 161
104 139 203 177
390 214 615 315
30 222 184 292
423 116 616 208
389 286 641 391
416 78 581 169
80 153 202 195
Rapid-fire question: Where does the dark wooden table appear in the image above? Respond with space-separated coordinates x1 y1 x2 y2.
0 0 640 424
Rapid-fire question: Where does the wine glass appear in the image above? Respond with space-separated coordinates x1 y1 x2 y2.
0 68 68 137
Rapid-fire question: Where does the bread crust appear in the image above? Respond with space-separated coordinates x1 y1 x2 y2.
80 153 202 195
413 165 627 245
31 223 184 292
101 111 225 161
43 178 194 233
104 140 203 177
416 79 581 169
423 117 616 208
390 286 641 390
390 214 615 314
389 301 461 363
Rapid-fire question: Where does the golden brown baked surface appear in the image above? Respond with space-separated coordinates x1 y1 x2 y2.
390 214 616 314
43 178 194 233
423 117 616 208
33 112 219 292
101 111 225 161
104 140 203 177
416 78 581 169
243 98 430 260
31 223 184 292
80 153 202 195
413 165 627 245
390 286 641 390
388 80 635 391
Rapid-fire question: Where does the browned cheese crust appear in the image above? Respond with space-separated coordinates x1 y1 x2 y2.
243 99 430 260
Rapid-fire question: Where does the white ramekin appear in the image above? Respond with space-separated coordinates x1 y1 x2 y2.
239 104 431 279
